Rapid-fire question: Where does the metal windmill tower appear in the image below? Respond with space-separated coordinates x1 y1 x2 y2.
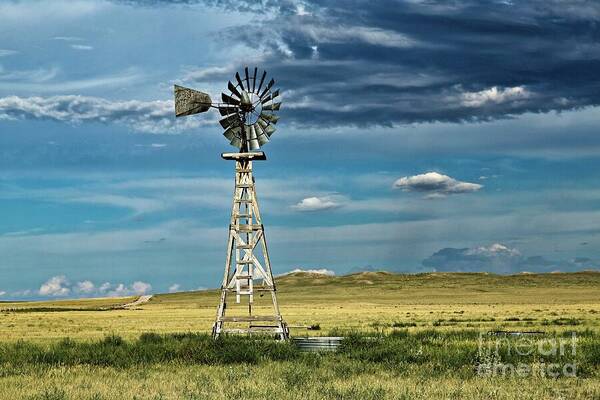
174 67 288 340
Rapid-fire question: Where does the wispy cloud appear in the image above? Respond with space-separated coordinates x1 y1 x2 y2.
0 220 223 255
0 49 18 57
0 65 59 82
52 36 84 42
2 228 45 237
70 44 94 51
0 1 104 23
0 94 203 133
0 68 146 93
69 194 166 215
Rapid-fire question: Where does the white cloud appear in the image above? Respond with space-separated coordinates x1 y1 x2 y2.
296 3 311 16
132 281 152 294
0 94 204 133
168 283 181 293
70 44 93 51
105 281 152 297
38 276 152 298
461 86 530 107
39 275 70 297
292 196 341 212
393 172 482 198
284 268 335 276
75 280 96 294
107 284 130 297
90 280 152 297
0 291 6 296
99 282 111 292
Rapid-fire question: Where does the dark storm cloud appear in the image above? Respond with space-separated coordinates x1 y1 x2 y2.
173 0 600 128
422 243 600 274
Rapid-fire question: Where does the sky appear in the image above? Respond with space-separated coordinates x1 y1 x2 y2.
1 0 600 299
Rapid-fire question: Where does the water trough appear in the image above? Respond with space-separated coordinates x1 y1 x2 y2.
292 336 344 352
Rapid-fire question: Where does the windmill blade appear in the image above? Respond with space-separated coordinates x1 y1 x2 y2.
261 89 279 104
246 124 260 150
254 123 269 146
219 114 240 129
256 70 267 94
235 72 245 91
230 135 242 149
240 91 251 106
219 106 238 116
257 117 268 129
252 67 257 92
248 138 260 150
263 102 281 111
227 81 242 99
221 93 240 105
246 124 258 141
223 125 241 141
265 125 276 137
254 122 264 136
244 67 250 90
260 78 275 98
260 112 279 124
257 133 269 146
174 85 212 117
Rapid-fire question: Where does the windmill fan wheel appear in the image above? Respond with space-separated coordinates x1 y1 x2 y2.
218 66 281 151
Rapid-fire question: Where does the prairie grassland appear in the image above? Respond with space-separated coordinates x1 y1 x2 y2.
0 271 599 399
1 271 598 341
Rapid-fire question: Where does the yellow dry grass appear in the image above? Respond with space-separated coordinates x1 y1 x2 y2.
1 271 598 341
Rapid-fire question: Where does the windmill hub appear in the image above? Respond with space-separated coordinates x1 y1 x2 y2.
173 67 288 340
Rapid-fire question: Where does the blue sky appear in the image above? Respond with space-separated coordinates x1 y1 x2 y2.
1 0 599 299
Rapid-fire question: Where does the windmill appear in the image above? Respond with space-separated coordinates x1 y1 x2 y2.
174 67 288 340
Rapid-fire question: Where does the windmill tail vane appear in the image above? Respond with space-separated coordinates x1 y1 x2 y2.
173 67 288 340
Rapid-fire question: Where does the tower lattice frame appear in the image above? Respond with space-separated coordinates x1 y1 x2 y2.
212 151 288 340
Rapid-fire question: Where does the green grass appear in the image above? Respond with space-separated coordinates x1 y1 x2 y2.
0 330 598 399
2 330 597 373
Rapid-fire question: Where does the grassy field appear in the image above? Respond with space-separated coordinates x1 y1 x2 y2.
1 271 599 399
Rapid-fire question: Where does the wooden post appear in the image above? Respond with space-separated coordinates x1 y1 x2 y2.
212 151 289 340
